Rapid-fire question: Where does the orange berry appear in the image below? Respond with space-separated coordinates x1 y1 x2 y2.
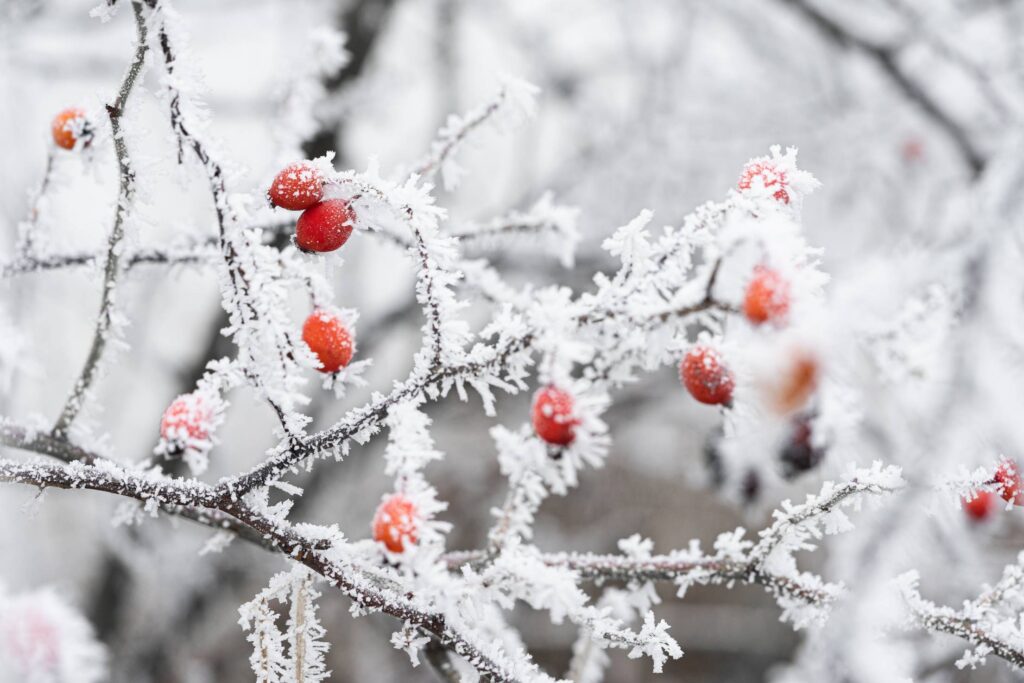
744 266 790 325
51 107 90 150
372 494 418 553
302 310 354 373
772 352 818 414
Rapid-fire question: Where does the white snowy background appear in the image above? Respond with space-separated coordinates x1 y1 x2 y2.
2 0 1024 681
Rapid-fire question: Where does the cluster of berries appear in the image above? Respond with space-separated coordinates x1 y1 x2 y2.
268 161 356 253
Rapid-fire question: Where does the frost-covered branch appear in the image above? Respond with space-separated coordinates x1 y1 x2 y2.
900 555 1024 670
52 0 150 438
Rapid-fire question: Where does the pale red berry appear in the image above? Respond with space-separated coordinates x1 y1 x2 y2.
268 162 324 211
295 199 355 253
738 160 790 203
532 386 580 446
4 606 59 672
771 352 819 415
744 266 790 325
963 490 994 522
680 346 734 406
995 460 1024 506
372 494 418 553
160 393 212 443
51 107 90 150
302 310 354 373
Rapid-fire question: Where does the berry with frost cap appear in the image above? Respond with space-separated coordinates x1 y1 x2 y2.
160 392 213 445
995 460 1024 506
268 161 324 211
51 107 91 150
532 386 580 446
963 490 994 521
372 494 419 553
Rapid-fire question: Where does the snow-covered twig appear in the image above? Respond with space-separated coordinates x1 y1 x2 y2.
52 0 150 438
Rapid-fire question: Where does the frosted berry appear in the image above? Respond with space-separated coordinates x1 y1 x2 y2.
302 310 354 373
963 490 994 522
772 352 818 414
295 199 355 253
4 606 60 672
738 160 789 203
372 494 418 553
744 266 790 325
995 460 1024 506
680 346 734 406
160 393 212 443
532 386 580 446
268 161 324 211
51 107 90 150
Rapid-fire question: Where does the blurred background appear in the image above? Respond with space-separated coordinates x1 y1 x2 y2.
2 0 1024 681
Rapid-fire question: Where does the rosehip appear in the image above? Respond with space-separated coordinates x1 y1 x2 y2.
268 161 324 211
744 266 790 326
372 494 418 553
995 460 1024 506
738 160 790 203
51 107 90 150
295 199 355 253
532 386 580 446
963 490 994 522
302 310 354 373
680 346 734 406
771 352 818 414
160 393 212 443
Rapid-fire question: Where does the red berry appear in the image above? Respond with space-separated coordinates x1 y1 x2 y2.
901 138 925 163
51 107 90 150
302 310 354 373
738 160 790 203
532 386 580 446
268 162 324 211
160 393 213 443
995 460 1024 506
744 266 790 325
372 494 418 553
295 199 355 253
4 605 59 672
680 346 734 405
963 490 994 521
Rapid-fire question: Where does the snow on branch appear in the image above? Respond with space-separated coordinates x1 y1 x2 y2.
411 76 540 190
899 554 1024 670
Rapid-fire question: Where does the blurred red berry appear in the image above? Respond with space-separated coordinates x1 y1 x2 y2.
160 393 212 443
295 199 355 253
744 265 790 325
373 494 418 553
738 161 790 203
963 490 994 521
532 386 579 446
680 346 734 406
51 107 90 150
4 606 59 672
901 138 925 163
268 161 324 211
995 460 1024 506
303 310 354 373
